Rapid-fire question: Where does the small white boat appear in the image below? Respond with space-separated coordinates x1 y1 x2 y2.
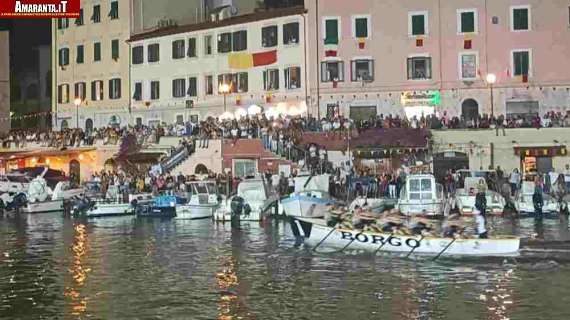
515 181 559 214
0 173 31 194
71 187 149 218
397 174 447 217
21 176 64 213
290 217 520 257
176 181 222 220
215 176 278 222
81 202 135 218
455 177 505 216
280 174 334 218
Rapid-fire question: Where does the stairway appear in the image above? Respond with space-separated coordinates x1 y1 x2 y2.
170 140 223 175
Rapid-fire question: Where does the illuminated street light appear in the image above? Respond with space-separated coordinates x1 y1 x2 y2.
74 98 82 128
219 83 231 113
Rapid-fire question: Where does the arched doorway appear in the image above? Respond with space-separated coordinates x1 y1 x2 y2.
104 158 117 172
195 164 208 174
85 118 94 132
69 159 80 185
61 120 69 129
461 99 479 122
109 115 120 128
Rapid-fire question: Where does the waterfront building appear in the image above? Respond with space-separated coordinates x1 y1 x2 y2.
127 6 308 124
52 0 131 130
305 0 570 121
0 31 9 133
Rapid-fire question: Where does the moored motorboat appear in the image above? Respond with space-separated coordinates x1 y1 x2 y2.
397 174 448 217
176 181 222 220
280 174 334 218
455 177 505 216
215 176 278 222
515 181 559 214
290 217 520 257
136 195 178 218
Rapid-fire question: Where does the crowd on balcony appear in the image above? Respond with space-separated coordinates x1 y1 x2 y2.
3 110 569 150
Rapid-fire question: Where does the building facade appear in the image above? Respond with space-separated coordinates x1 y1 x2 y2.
127 7 308 125
0 31 10 133
52 0 131 130
305 0 570 121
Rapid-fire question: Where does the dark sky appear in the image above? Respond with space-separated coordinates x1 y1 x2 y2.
0 19 51 73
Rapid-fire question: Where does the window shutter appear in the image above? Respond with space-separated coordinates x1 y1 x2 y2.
263 71 267 90
355 18 368 38
522 52 529 75
426 58 432 79
514 9 528 30
324 20 339 45
461 12 475 33
407 58 413 79
112 40 119 60
187 38 196 57
188 77 197 96
412 15 425 35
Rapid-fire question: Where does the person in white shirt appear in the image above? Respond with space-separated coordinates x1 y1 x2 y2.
271 173 280 192
509 169 520 196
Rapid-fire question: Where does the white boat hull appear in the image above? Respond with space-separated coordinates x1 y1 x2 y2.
291 218 520 257
397 200 445 217
83 203 134 218
176 204 216 220
22 200 64 213
214 209 265 222
455 194 505 216
280 195 333 218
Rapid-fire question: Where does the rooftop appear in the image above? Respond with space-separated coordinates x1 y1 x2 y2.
129 6 306 42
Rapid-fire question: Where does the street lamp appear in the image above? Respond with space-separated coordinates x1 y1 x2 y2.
74 98 82 128
219 83 231 113
486 73 497 117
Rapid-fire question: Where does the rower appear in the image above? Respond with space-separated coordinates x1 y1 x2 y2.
410 218 434 236
442 214 464 238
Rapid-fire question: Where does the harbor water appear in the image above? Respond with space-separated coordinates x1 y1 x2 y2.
1 213 570 319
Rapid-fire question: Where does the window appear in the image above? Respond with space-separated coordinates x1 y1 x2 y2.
232 30 247 51
511 6 530 31
458 9 476 33
234 159 257 178
148 44 159 62
172 40 185 59
91 80 103 101
187 38 196 57
324 18 339 45
218 32 232 53
93 42 101 61
132 46 143 64
263 69 279 91
111 39 119 60
237 73 248 93
75 9 84 26
283 22 299 45
409 12 428 36
176 115 184 125
460 53 477 79
92 5 101 23
109 78 121 99
187 77 197 97
204 35 213 55
262 26 278 47
133 82 142 101
74 82 86 100
57 18 69 29
76 45 84 64
353 16 369 38
320 61 345 82
284 67 301 89
109 1 119 20
409 178 433 200
58 84 69 103
351 59 374 82
205 75 213 95
512 50 530 76
172 79 186 98
151 81 160 100
58 48 69 66
407 57 432 80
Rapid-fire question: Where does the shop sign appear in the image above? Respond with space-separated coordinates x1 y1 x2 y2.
401 91 441 107
514 146 567 157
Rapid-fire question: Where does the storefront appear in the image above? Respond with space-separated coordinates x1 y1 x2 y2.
514 145 567 177
400 90 441 118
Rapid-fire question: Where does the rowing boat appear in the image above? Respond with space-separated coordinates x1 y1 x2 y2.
289 217 520 257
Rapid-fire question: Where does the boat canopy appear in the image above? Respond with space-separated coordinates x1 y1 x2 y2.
294 174 330 193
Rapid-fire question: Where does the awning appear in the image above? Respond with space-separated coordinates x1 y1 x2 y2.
514 145 567 157
0 147 96 161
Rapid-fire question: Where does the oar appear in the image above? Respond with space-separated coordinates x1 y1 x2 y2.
312 221 340 252
433 237 457 261
339 231 362 253
405 235 424 258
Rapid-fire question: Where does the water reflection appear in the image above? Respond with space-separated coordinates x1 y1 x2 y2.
64 223 89 316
